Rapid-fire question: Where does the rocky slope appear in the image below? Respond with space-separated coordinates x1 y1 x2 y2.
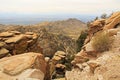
66 11 120 80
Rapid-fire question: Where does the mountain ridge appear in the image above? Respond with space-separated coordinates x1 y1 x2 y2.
36 18 87 39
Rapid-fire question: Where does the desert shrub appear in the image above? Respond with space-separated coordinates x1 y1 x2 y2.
92 31 113 52
76 30 88 52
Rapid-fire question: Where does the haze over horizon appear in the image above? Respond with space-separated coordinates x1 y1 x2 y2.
0 0 120 24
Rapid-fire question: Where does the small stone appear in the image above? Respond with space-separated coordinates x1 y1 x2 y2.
27 40 33 43
52 56 61 61
82 63 88 67
25 32 34 35
56 64 66 69
56 51 66 56
0 48 9 58
76 64 83 69
32 34 38 40
0 42 5 47
45 57 50 62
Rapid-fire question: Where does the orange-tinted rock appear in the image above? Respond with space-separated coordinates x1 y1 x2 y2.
25 32 34 35
56 64 66 69
104 12 120 29
9 31 21 35
5 34 26 43
89 19 105 35
0 52 47 80
0 48 9 58
90 19 105 28
0 31 39 55
52 51 66 61
87 61 100 73
0 32 14 37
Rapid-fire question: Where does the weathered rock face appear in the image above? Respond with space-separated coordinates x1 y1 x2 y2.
0 31 39 58
89 19 105 35
104 12 120 29
66 12 120 80
0 52 47 80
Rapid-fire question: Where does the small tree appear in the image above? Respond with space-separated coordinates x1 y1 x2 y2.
101 13 107 19
94 16 98 21
76 30 88 52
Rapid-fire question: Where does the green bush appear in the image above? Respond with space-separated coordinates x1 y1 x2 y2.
76 30 88 52
92 31 113 52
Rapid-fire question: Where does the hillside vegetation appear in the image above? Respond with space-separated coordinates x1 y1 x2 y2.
36 18 87 39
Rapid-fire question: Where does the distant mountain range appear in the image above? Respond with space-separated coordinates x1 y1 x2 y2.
0 13 97 25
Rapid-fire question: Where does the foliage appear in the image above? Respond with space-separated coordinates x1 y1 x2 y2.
94 16 99 21
100 13 107 19
76 30 88 52
92 31 113 52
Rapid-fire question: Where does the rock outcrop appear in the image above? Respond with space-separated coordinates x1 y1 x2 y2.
0 52 47 80
85 11 120 45
104 12 120 29
66 11 120 80
46 51 66 80
0 31 38 58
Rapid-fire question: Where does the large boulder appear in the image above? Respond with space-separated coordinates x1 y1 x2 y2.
89 19 105 35
0 52 47 80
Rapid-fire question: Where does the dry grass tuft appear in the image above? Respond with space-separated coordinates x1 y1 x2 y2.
92 31 113 52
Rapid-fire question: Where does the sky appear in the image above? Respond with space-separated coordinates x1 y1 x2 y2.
0 0 120 15
0 0 120 24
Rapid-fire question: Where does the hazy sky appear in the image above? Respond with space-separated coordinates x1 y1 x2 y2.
0 0 120 14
